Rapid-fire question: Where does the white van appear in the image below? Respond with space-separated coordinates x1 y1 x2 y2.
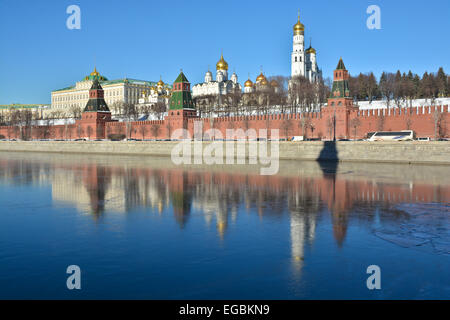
368 130 415 141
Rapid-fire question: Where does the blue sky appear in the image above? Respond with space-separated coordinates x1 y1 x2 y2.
0 0 449 104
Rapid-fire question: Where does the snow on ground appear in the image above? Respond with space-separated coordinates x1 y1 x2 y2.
356 97 450 110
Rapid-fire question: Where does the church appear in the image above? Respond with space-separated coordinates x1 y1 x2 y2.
290 12 322 83
192 54 242 98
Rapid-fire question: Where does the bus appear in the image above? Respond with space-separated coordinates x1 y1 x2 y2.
368 130 415 141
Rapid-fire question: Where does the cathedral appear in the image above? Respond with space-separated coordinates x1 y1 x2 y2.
137 77 171 110
192 54 242 98
290 12 322 83
243 70 280 94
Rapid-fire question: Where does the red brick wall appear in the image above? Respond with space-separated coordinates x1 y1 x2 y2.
1 105 448 140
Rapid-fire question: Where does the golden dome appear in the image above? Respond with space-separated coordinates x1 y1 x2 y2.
261 78 269 86
293 12 305 35
270 79 279 87
306 47 316 54
90 67 100 77
216 53 228 71
244 79 253 87
256 72 266 82
157 77 164 86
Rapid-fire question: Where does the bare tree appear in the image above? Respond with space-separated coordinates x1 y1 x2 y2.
139 125 147 140
282 118 293 140
405 113 413 130
326 117 334 140
165 121 172 140
58 126 65 140
124 103 139 121
125 122 133 140
289 75 318 113
67 125 72 140
77 124 83 139
86 126 93 140
349 118 361 140
300 115 312 139
433 108 442 140
377 115 385 131
20 110 33 140
153 101 167 120
106 125 112 139
111 101 124 116
69 105 82 119
150 123 160 139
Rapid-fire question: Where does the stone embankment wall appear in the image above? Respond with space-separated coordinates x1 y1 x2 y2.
0 141 449 165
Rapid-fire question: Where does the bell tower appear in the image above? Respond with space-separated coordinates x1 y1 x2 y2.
291 11 305 78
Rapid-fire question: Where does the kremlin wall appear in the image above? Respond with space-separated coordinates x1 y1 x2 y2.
0 58 448 143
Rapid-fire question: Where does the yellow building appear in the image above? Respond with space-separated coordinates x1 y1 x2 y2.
51 67 170 116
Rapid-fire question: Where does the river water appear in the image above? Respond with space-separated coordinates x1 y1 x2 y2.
0 152 448 299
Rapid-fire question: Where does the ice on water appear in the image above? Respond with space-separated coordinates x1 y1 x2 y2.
374 203 450 255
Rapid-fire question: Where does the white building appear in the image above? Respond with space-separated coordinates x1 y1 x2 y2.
137 78 171 109
290 12 322 83
51 67 167 116
192 54 242 98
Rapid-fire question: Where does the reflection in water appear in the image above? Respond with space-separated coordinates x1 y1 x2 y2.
0 153 449 280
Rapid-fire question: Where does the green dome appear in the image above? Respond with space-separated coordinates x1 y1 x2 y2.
83 67 108 81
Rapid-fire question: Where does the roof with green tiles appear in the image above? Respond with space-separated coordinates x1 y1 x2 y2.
330 79 350 99
84 80 110 112
174 72 189 83
169 72 195 110
330 59 350 99
53 78 172 92
336 58 346 70
169 91 195 110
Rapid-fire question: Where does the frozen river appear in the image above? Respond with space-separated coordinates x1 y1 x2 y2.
0 152 448 299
